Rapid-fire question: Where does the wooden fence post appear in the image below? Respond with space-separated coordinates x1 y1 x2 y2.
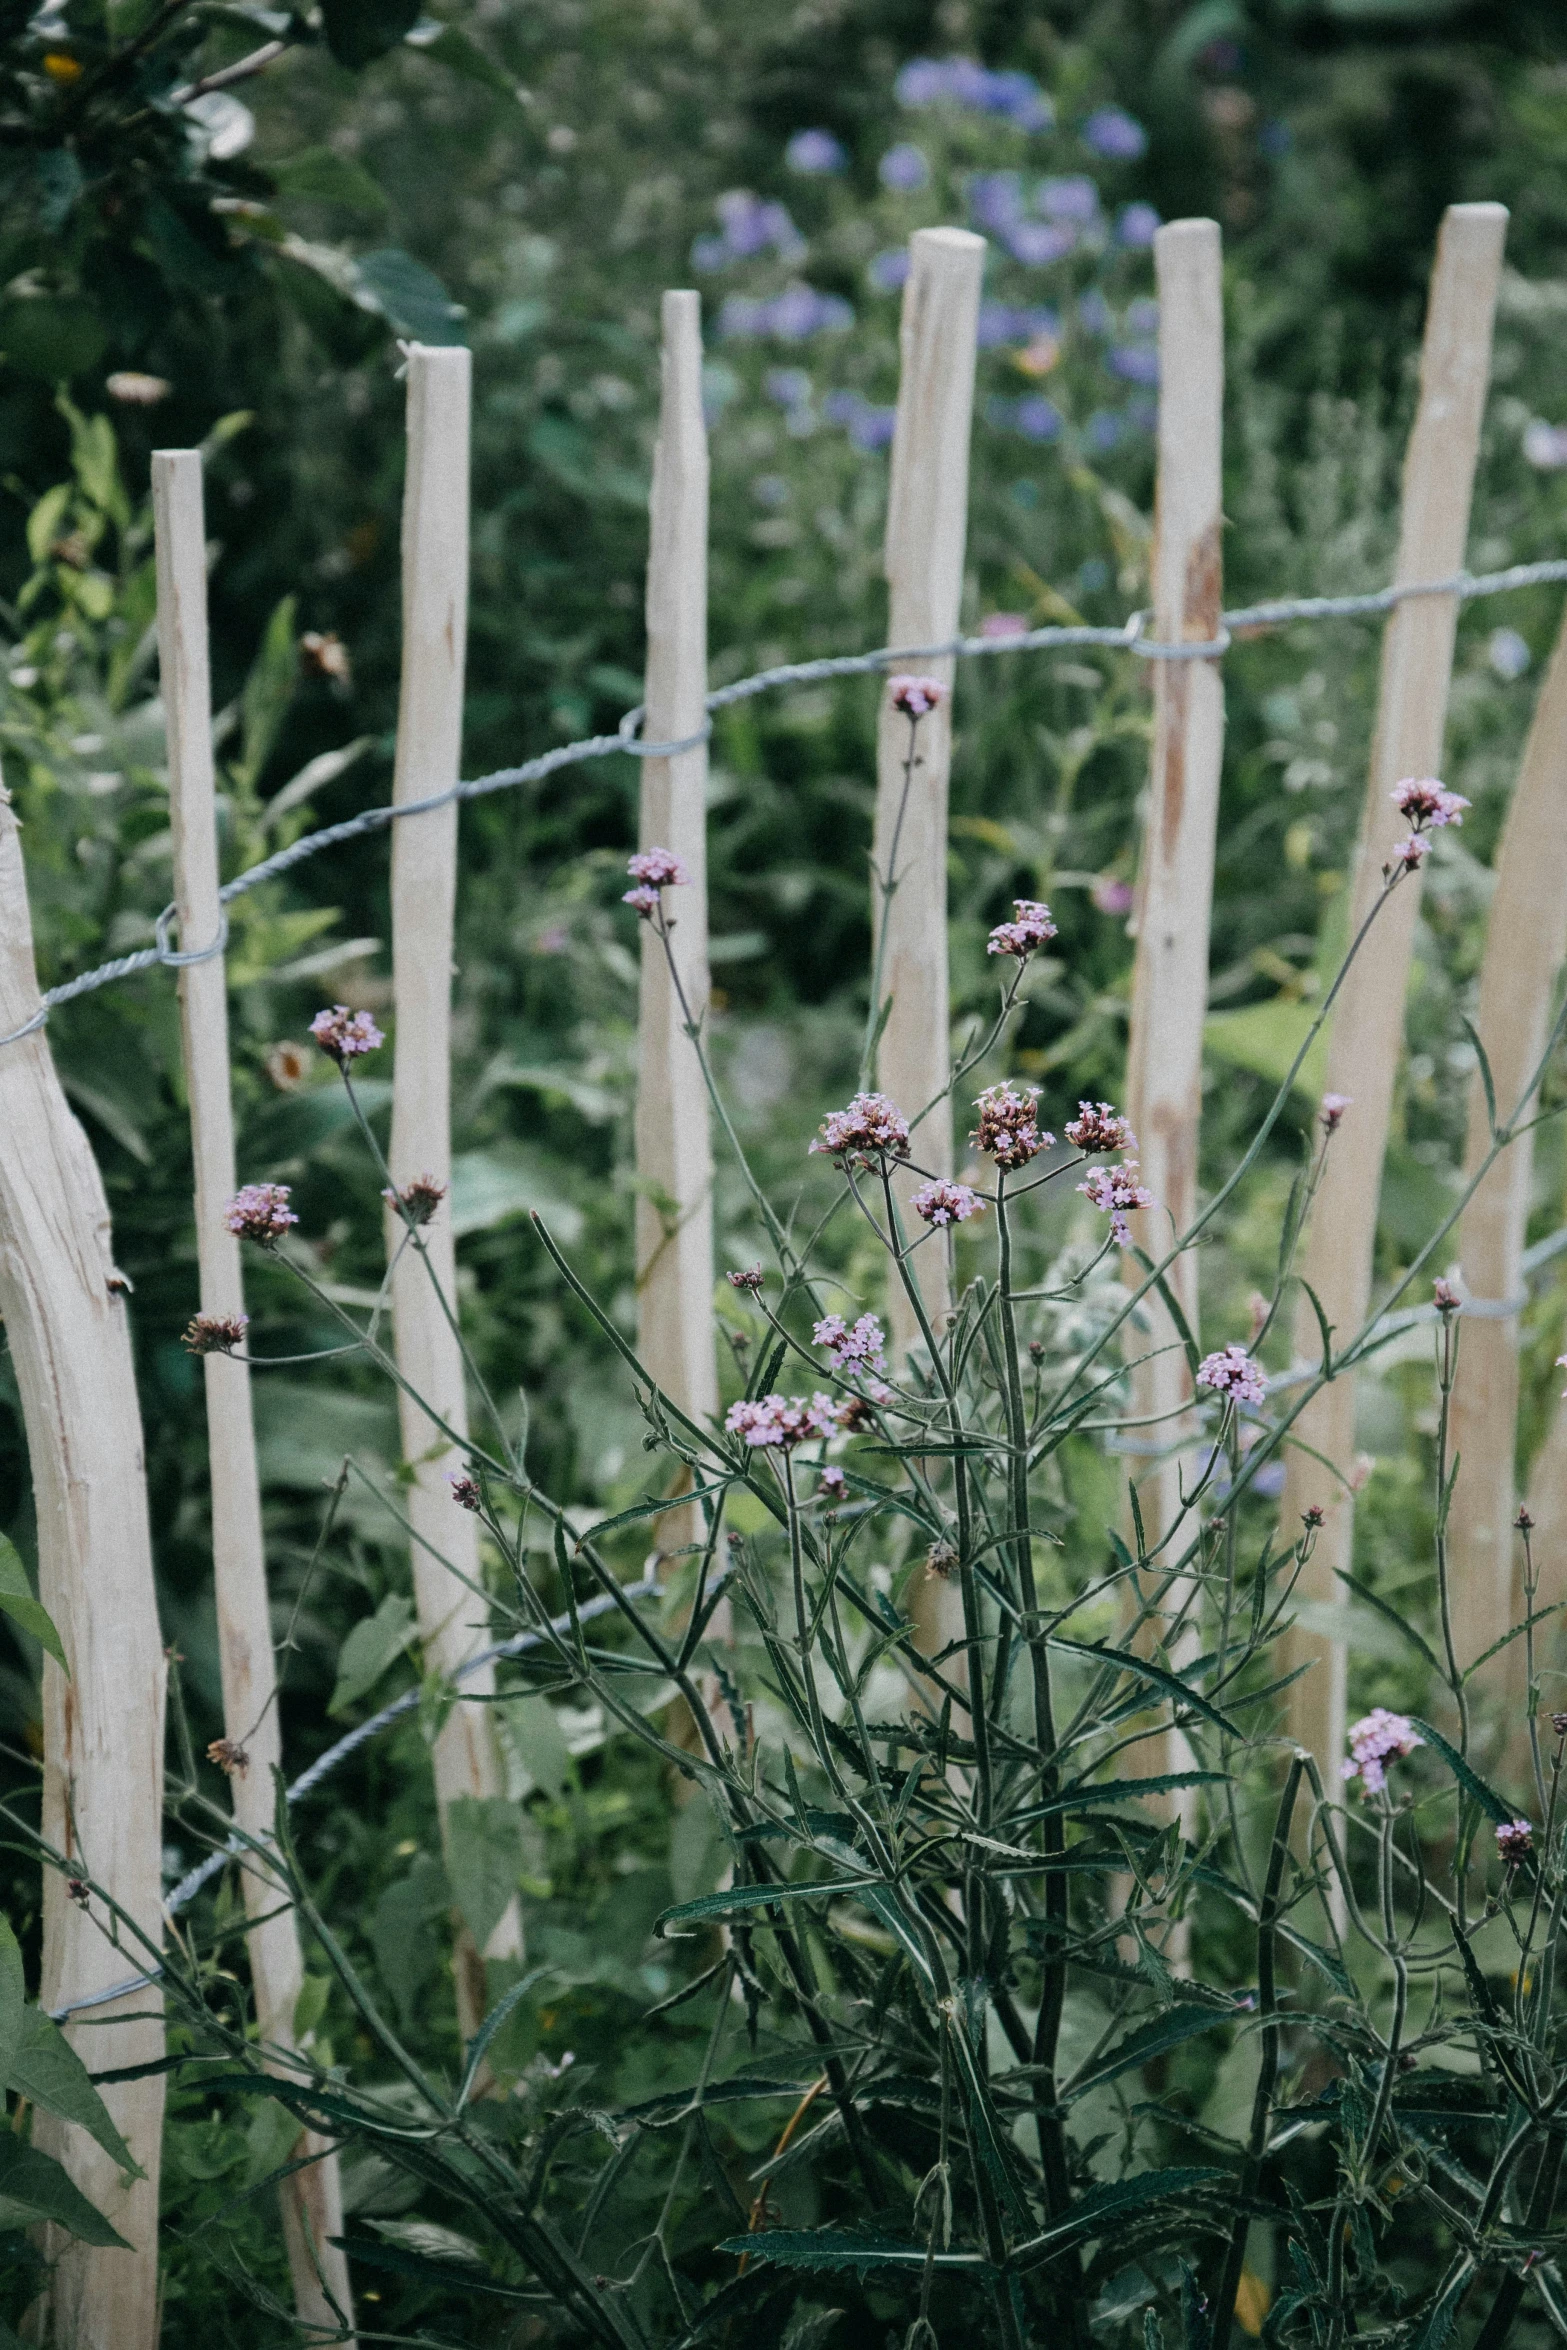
0 796 165 2346
1282 203 1508 1779
387 344 520 2039
636 289 718 1527
874 226 985 1366
154 449 354 2335
1122 217 1225 1631
1449 607 1567 1721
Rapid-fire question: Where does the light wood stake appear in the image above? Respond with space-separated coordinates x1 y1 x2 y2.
155 449 354 2337
1282 203 1508 1778
636 289 718 1524
1450 608 1567 1724
387 346 520 2038
1122 216 1225 1617
0 795 165 2348
874 226 985 1364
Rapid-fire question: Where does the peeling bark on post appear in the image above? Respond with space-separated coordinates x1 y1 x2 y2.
874 226 985 1362
387 346 520 2037
155 449 354 2335
1122 217 1225 1636
1450 608 1567 1721
1281 204 1508 1780
636 289 718 1548
0 788 165 2350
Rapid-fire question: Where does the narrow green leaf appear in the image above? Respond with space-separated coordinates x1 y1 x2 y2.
0 1918 22 2087
0 2134 130 2247
1334 1570 1444 1676
1010 2169 1229 2271
0 1534 67 1672
716 2228 987 2275
657 1878 881 1934
1064 2000 1247 2102
1048 1637 1242 1737
1410 1717 1516 1828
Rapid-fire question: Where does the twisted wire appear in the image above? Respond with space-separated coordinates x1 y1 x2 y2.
8 553 1567 1053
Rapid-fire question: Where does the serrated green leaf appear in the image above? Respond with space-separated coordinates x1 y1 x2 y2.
0 1534 66 1672
445 1795 522 1952
1410 1717 1516 1828
0 1919 22 2088
1011 2169 1229 2271
10 2008 140 2174
657 1878 880 1934
716 2228 987 2274
1064 2000 1247 2103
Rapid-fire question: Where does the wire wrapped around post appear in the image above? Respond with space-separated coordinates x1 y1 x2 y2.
1281 202 1509 1784
155 448 355 2338
386 344 521 2037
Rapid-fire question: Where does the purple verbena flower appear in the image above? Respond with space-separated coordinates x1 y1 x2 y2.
1320 1092 1351 1134
726 1392 847 1450
814 1312 888 1377
627 846 690 888
889 674 944 719
309 1005 384 1064
183 1312 249 1356
1197 1343 1268 1408
819 1465 847 1498
224 1183 297 1246
449 1472 482 1511
1496 1818 1534 1867
1343 1707 1423 1796
973 1082 1050 1170
1392 777 1469 832
623 884 662 917
384 1174 447 1227
1064 1101 1136 1155
911 1179 984 1228
1433 1277 1461 1314
728 1264 765 1293
1386 835 1428 876
811 1092 911 1167
1078 1160 1153 1245
986 898 1057 959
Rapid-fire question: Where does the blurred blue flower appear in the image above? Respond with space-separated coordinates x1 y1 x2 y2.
968 171 1025 233
868 248 912 292
977 301 1061 348
1085 408 1124 451
1125 296 1159 335
1117 201 1161 247
1082 106 1147 160
764 368 812 409
718 284 853 340
1259 120 1292 159
987 394 1062 443
709 190 806 264
879 142 930 192
1107 343 1159 386
1006 221 1075 265
1489 627 1531 681
691 235 731 272
1039 175 1099 223
786 129 847 173
822 390 860 424
752 472 791 507
1076 290 1112 337
1078 557 1110 594
895 55 1052 133
849 404 897 451
1127 393 1158 432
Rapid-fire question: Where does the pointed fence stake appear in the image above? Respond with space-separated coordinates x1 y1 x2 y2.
1122 215 1225 1653
388 345 520 2037
0 797 165 2346
1282 202 1508 1780
1452 605 1567 1719
155 449 355 2337
636 289 718 1547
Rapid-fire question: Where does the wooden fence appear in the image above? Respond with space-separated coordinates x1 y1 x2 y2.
0 197 1560 2338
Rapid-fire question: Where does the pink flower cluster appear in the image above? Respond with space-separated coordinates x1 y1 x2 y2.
814 1312 887 1376
1433 1277 1461 1314
889 674 943 719
1496 1818 1534 1866
1387 777 1469 875
973 1082 1051 1170
811 1091 911 1166
183 1312 248 1356
224 1183 298 1246
986 898 1057 960
310 1005 384 1064
1196 1343 1267 1408
912 1178 983 1228
623 845 689 917
1064 1101 1136 1155
726 1392 847 1449
1342 1707 1423 1796
1078 1161 1153 1245
1321 1092 1352 1134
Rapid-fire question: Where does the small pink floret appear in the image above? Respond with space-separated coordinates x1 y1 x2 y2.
811 1092 911 1166
986 898 1057 960
725 1391 848 1450
888 674 944 719
1078 1160 1153 1245
224 1183 297 1246
1064 1101 1135 1155
1391 777 1470 832
814 1312 888 1376
1496 1818 1534 1866
309 1005 384 1063
1342 1706 1423 1796
973 1082 1050 1170
912 1178 984 1228
627 847 689 889
623 883 661 917
1196 1343 1268 1408
1320 1093 1352 1133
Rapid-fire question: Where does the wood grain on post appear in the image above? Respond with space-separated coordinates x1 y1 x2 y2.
874 227 985 1366
0 795 164 2348
387 345 520 2038
1450 608 1567 1713
1122 218 1225 1593
1282 203 1508 1778
155 450 354 2336
636 289 718 1524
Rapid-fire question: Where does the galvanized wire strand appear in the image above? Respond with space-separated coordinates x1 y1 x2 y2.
9 552 1567 1054
46 1572 658 2023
